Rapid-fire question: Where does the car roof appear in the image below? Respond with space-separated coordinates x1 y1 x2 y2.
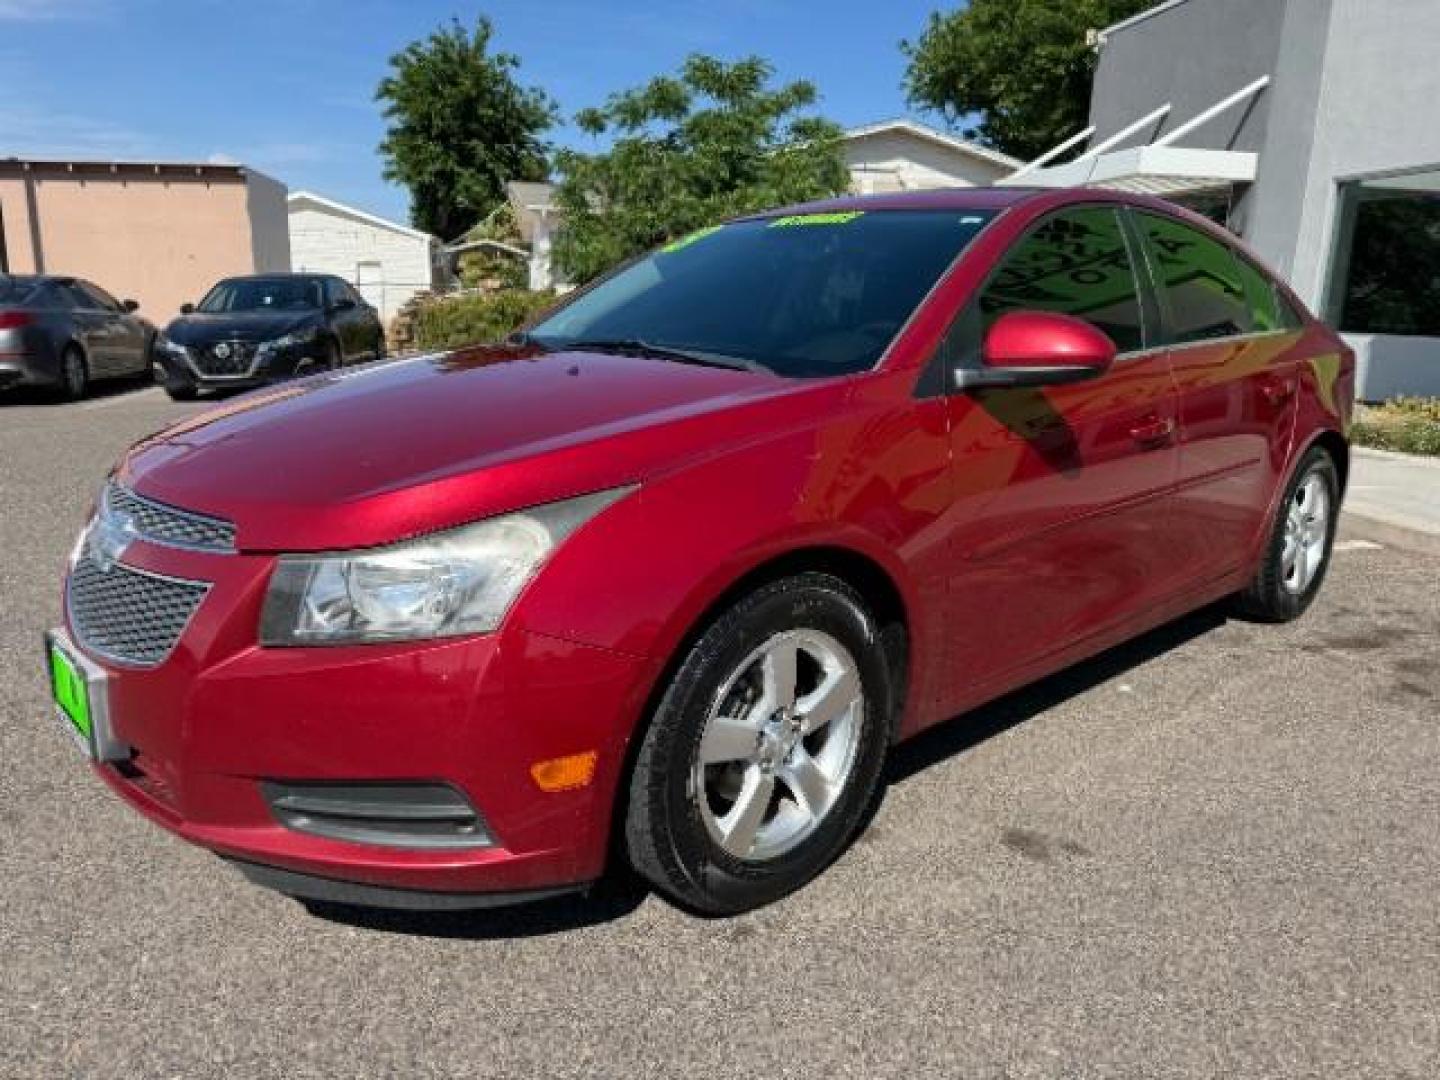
747 185 1223 222
749 187 1047 220
215 273 332 282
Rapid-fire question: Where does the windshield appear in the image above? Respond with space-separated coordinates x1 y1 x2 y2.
531 210 996 378
198 277 323 313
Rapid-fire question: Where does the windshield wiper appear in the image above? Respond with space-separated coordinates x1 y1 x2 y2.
561 338 771 374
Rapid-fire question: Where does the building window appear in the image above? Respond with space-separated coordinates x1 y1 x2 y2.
1337 191 1440 337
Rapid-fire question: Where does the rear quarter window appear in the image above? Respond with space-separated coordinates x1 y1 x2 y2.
1231 253 1281 332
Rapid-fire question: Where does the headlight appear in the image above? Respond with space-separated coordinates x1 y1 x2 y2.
258 329 319 357
156 336 190 361
259 488 633 645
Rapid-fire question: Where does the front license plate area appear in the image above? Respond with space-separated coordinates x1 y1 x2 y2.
45 630 126 761
50 639 92 754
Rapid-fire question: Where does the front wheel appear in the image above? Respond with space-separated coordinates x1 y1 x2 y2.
624 573 891 914
1233 445 1340 622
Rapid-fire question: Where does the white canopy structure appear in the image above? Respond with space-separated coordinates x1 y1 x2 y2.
1003 76 1270 197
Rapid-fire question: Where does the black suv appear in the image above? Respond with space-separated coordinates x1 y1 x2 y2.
154 274 386 400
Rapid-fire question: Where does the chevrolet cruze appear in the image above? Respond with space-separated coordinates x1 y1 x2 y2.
47 188 1353 915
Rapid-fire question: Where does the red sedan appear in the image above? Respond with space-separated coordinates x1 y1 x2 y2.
47 188 1352 915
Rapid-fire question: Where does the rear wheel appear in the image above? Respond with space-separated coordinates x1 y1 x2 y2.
1233 445 1339 622
624 573 891 914
58 345 88 401
323 337 343 371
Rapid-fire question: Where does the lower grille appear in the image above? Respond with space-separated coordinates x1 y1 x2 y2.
261 782 494 849
67 546 209 666
192 341 257 378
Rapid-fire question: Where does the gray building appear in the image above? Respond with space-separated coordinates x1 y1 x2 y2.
1009 0 1440 400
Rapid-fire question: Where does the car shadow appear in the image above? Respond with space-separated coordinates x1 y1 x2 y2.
303 603 1230 938
298 870 650 941
884 602 1229 787
1 374 156 407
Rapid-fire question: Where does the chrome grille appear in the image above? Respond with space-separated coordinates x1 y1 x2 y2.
191 340 257 377
105 482 235 552
67 542 210 667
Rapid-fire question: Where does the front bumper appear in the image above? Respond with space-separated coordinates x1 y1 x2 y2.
154 341 322 391
64 537 656 905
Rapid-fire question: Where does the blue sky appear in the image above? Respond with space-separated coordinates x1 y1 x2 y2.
1 0 957 232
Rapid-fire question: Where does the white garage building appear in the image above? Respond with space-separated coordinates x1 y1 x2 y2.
841 119 1022 194
287 191 443 323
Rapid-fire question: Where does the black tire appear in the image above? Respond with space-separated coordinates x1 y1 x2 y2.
624 573 892 915
164 384 199 402
374 332 387 361
57 345 89 401
324 337 343 371
1233 445 1340 622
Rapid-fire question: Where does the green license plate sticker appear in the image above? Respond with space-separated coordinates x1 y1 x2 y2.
767 211 865 229
50 644 91 741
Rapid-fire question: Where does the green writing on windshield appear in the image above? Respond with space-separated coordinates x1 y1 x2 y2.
768 211 865 229
661 226 723 253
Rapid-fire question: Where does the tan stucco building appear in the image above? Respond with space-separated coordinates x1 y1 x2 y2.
0 158 290 322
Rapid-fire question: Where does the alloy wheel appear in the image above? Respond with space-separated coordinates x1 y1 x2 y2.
1281 470 1330 594
691 629 864 862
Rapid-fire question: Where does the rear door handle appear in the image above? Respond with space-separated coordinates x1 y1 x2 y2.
1129 415 1176 447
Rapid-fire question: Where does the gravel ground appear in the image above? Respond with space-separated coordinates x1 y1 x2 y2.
2 382 1437 1078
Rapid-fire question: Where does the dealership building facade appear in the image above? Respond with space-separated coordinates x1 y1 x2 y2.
1011 0 1440 400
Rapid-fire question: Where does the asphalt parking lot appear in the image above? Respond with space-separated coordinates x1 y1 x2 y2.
2 382 1437 1078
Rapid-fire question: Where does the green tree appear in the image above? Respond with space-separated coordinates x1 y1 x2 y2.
902 0 1154 162
377 16 556 239
553 55 849 283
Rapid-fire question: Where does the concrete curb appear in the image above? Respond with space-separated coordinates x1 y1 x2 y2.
1339 509 1440 558
1352 445 1440 470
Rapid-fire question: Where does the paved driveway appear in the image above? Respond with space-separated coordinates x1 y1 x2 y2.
2 386 1437 1078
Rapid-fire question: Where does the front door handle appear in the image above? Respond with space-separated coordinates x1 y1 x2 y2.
1129 415 1176 447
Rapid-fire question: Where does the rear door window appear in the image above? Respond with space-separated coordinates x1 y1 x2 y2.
977 207 1147 353
1136 213 1253 344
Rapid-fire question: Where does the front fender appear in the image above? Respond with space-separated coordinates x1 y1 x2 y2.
511 384 952 735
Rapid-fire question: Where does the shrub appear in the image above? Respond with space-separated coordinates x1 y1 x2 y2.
413 290 556 351
1352 397 1440 456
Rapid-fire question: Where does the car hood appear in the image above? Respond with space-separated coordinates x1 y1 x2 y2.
119 344 810 551
165 310 321 345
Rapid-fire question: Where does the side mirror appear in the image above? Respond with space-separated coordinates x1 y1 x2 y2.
957 310 1117 391
122 299 140 313
330 298 357 312
180 303 195 315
